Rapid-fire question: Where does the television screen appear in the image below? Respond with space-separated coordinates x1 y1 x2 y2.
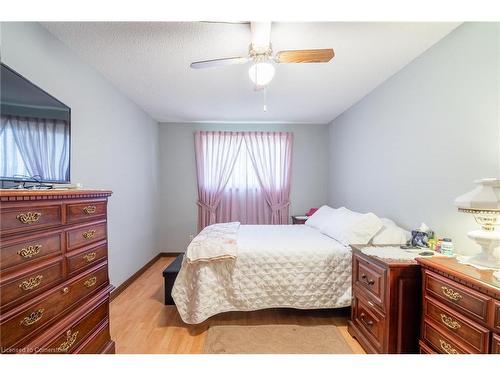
0 63 71 184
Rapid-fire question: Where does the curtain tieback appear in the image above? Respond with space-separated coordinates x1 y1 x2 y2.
270 201 290 212
197 201 217 213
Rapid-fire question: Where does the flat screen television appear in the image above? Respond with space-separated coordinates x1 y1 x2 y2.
0 63 71 186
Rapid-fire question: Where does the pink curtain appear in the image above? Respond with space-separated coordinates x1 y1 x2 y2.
244 132 293 224
194 131 243 231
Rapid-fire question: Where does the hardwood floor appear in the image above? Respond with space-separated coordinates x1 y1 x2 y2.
109 256 365 354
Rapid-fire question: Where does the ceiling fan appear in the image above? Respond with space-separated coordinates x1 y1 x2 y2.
190 22 335 89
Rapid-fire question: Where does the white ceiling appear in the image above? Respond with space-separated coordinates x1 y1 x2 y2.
41 22 460 124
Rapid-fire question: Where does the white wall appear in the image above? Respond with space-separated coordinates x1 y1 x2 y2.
1 22 160 286
328 23 500 254
158 122 330 252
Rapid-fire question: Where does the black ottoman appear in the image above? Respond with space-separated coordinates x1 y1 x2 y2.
162 254 184 305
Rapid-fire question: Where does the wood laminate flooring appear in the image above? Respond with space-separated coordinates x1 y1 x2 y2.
109 256 365 354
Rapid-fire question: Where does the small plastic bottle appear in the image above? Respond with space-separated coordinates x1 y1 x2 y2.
440 238 454 256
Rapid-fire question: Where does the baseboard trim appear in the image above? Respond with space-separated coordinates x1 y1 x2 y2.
110 252 180 301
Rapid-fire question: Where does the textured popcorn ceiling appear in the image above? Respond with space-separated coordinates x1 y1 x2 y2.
41 22 460 123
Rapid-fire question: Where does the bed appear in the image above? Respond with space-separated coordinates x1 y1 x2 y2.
172 224 352 324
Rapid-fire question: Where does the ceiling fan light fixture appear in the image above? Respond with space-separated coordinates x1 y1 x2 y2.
248 62 275 87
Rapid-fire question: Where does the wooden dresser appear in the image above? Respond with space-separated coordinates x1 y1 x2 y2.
347 246 422 353
0 189 114 354
416 257 500 354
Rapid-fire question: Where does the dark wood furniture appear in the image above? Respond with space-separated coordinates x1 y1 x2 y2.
162 254 183 305
0 189 114 354
347 245 422 353
416 257 500 354
291 215 308 225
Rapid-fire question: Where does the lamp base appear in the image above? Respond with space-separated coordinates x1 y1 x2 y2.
467 230 500 268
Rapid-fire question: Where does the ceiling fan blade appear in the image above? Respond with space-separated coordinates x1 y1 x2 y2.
190 57 250 69
275 49 335 63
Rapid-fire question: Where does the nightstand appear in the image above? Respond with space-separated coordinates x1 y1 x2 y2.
291 215 308 224
347 245 422 353
416 256 500 354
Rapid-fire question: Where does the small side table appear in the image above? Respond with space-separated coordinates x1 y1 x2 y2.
291 215 308 224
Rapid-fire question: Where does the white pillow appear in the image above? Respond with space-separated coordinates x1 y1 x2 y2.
371 218 410 245
320 208 383 246
304 205 338 231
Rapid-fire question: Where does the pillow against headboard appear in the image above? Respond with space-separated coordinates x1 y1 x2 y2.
304 205 339 231
320 208 383 245
371 218 410 245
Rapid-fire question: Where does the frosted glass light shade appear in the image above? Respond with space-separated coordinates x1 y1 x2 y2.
248 62 275 86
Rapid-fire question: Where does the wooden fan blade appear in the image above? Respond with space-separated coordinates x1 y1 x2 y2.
275 49 334 63
190 57 249 69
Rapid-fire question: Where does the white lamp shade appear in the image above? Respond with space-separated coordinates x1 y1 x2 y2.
455 178 500 211
248 62 275 87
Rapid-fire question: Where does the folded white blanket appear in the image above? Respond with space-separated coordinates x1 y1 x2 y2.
186 222 240 263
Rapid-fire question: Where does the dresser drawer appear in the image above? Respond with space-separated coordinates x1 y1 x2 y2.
492 334 500 354
0 231 62 272
75 321 111 354
422 319 472 354
0 263 109 349
352 293 386 352
0 259 64 310
66 221 107 250
67 242 108 276
419 340 437 354
353 253 386 310
38 298 109 353
424 297 489 353
1 204 62 236
494 301 500 332
424 270 490 324
66 200 107 224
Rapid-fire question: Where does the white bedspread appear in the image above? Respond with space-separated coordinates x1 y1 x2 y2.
172 225 352 324
186 222 240 263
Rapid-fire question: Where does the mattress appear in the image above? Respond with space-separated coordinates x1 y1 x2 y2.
172 224 352 324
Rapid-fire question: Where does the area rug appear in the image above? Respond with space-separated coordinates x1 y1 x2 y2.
203 324 354 354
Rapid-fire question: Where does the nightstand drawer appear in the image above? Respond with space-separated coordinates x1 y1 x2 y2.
352 293 386 352
494 301 500 332
353 253 386 310
424 296 489 353
423 319 473 354
424 270 491 324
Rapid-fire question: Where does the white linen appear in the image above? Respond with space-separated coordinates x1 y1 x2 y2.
371 218 410 245
172 225 352 324
304 205 339 231
320 207 383 246
185 222 240 263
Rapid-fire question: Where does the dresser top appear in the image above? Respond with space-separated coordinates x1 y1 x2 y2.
417 256 500 298
0 189 112 201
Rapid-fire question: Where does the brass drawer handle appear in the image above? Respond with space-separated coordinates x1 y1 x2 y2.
441 286 462 301
82 229 96 240
440 313 461 330
19 275 43 291
18 244 42 259
16 212 42 224
82 205 96 215
439 339 458 354
361 274 375 285
62 287 70 294
84 276 97 288
20 308 45 326
58 330 79 352
82 252 97 262
360 312 374 327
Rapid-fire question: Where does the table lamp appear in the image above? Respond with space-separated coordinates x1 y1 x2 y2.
455 178 500 268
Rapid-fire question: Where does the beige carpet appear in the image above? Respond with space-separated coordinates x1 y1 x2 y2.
203 324 354 354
